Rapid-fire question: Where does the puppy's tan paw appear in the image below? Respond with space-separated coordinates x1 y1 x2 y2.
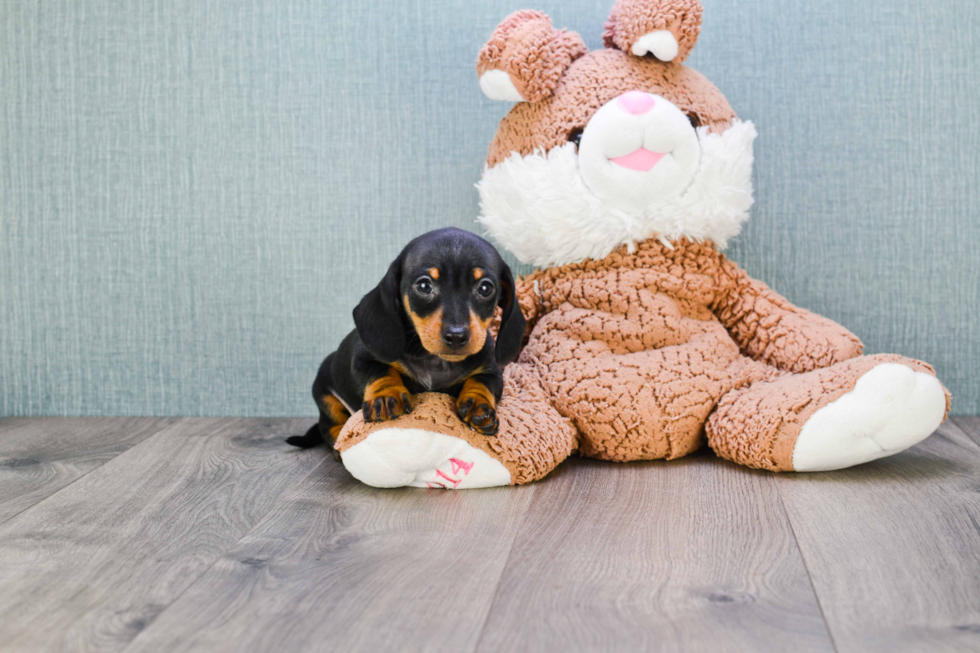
362 388 413 422
457 397 499 435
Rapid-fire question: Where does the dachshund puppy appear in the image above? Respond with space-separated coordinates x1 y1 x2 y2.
286 227 525 456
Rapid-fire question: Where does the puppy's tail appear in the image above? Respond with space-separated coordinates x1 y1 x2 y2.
286 424 323 449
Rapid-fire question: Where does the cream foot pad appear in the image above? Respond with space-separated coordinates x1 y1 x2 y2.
793 363 947 472
341 428 512 489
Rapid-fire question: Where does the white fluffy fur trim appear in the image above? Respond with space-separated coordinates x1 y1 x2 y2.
476 120 757 267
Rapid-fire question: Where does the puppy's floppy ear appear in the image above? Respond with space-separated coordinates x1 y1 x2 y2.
494 261 526 365
353 256 406 362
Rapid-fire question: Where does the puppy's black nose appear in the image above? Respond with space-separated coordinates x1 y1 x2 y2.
441 325 469 347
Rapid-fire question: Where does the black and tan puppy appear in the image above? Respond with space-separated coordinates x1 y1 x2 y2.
286 228 525 456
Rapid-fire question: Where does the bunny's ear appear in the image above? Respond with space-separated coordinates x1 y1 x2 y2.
476 10 587 104
603 0 703 64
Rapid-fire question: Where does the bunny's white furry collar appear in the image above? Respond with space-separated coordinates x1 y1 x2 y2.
476 120 756 268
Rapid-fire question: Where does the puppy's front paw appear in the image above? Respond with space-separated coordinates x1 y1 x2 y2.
457 397 499 436
362 388 413 422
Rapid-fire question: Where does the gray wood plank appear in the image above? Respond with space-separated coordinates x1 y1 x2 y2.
120 464 537 653
0 417 322 653
475 455 834 653
775 421 980 653
0 417 177 524
952 416 980 447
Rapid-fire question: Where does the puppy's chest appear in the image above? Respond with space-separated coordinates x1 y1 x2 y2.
399 355 471 392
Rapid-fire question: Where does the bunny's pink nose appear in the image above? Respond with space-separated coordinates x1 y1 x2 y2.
617 91 657 115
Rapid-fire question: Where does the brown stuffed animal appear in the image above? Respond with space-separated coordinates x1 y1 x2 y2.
335 0 950 488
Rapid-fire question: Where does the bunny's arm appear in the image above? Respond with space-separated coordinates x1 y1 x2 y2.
711 258 863 374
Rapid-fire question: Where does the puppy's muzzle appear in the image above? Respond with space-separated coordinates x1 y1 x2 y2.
441 325 470 348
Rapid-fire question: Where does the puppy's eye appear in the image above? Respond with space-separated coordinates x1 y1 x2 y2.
686 113 701 129
567 127 584 149
476 280 495 298
414 278 434 295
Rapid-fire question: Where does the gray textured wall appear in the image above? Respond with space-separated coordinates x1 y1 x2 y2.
1 0 978 417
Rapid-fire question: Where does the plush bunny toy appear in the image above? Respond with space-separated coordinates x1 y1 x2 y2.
335 0 950 489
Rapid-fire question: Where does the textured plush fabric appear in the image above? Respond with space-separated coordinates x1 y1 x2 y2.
706 353 947 471
336 366 578 485
603 0 703 63
336 0 951 486
485 49 736 167
478 119 757 265
339 237 949 481
477 10 588 103
0 0 977 417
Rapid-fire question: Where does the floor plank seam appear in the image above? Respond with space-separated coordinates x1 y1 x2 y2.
470 484 539 653
0 419 179 528
770 473 841 653
114 455 334 653
950 417 980 450
6 418 978 651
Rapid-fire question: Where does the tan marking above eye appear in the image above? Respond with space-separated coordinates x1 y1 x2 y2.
473 268 484 280
428 268 439 280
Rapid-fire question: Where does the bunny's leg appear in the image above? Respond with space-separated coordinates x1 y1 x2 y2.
335 363 576 489
706 354 949 472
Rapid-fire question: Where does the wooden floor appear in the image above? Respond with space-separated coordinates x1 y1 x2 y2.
0 418 978 653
